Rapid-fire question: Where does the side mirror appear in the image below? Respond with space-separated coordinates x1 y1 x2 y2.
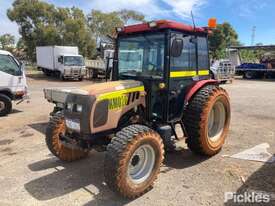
171 38 183 57
58 56 63 64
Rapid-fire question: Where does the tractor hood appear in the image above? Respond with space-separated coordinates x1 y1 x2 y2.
63 80 146 135
71 80 144 97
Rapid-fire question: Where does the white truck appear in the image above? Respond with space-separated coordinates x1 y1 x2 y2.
0 50 28 116
36 46 86 81
210 59 235 83
85 49 114 79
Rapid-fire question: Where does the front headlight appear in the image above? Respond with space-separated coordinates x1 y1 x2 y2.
65 119 80 131
76 104 83 112
64 69 71 74
81 68 86 74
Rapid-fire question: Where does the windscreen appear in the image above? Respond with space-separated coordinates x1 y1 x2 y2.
0 54 21 76
118 34 165 79
64 56 84 66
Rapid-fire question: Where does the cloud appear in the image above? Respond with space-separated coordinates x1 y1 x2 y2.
87 0 164 19
0 0 207 40
161 0 207 19
87 0 206 20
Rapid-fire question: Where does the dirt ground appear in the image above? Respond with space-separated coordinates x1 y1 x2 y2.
0 73 275 206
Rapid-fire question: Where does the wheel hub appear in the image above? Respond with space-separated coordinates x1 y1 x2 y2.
208 101 226 141
128 144 155 184
0 101 5 112
131 155 140 167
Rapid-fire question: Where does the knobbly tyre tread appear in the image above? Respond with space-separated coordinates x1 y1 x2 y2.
183 85 230 156
104 124 164 198
45 113 89 161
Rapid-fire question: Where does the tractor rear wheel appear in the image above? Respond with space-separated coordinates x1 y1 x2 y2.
45 113 89 161
104 124 164 198
183 85 230 156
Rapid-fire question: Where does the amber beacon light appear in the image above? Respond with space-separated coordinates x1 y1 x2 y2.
208 18 217 29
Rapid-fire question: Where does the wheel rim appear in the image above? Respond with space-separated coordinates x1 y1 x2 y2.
245 72 253 79
208 101 226 141
128 144 155 184
0 101 5 112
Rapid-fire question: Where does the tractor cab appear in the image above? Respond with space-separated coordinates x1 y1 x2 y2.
113 20 211 123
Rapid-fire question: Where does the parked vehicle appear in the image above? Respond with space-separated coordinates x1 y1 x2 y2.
210 59 235 83
36 46 86 81
85 49 114 79
0 50 28 116
230 45 275 79
44 19 231 198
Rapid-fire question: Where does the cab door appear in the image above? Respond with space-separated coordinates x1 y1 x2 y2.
168 33 209 121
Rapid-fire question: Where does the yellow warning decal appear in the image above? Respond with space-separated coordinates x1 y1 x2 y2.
170 70 209 78
98 86 144 110
108 95 128 110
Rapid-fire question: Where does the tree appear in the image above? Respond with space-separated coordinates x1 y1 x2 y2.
208 22 240 59
0 34 15 50
7 0 95 60
117 9 145 25
88 10 145 38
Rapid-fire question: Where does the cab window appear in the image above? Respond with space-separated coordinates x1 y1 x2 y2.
170 35 209 71
197 37 209 69
170 35 196 71
0 54 21 76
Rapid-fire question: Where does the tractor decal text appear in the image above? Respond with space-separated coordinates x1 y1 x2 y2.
108 95 128 110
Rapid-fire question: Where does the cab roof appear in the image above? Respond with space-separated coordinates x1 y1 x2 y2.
118 20 207 35
0 49 13 56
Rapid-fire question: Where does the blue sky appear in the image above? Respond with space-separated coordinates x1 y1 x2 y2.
0 0 275 45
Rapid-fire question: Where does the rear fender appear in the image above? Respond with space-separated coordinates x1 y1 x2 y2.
184 80 218 106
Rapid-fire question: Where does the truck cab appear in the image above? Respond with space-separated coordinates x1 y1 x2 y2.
0 50 28 116
57 54 86 80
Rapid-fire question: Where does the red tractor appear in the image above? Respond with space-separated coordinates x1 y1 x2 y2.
45 19 231 198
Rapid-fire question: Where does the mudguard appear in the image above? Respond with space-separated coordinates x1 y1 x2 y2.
184 80 218 105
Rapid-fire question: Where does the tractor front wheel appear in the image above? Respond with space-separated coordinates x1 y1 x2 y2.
104 124 164 198
45 113 89 161
183 85 230 156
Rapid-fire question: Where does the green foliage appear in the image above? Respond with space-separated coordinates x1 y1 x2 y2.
7 0 95 61
88 9 145 38
0 33 15 50
7 0 145 61
209 22 240 59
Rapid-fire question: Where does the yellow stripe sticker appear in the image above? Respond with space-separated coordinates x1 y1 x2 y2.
98 86 144 101
170 70 209 78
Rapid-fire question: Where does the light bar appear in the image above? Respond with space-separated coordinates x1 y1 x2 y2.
148 21 158 28
116 27 124 32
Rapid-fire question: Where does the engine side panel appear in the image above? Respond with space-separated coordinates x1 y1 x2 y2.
91 86 146 134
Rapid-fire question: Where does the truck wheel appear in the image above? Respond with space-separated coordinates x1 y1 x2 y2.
59 73 66 81
183 85 230 156
45 113 89 161
0 94 12 117
104 124 164 198
244 71 256 79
